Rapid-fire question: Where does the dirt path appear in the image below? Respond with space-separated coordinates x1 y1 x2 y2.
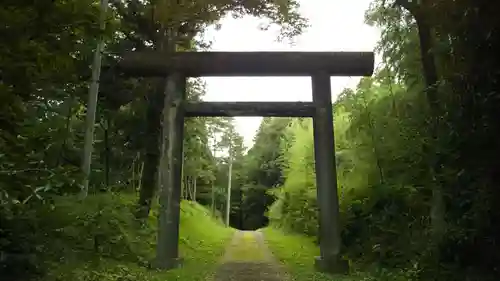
213 230 290 281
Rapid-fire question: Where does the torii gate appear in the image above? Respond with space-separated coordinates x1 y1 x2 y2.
118 51 374 273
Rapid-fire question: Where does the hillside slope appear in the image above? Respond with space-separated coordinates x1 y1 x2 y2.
262 227 366 281
2 193 233 281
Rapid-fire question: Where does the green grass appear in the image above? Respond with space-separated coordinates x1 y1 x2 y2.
165 200 235 280
34 193 234 281
262 227 361 281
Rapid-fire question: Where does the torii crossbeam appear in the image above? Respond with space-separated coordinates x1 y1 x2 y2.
118 51 374 274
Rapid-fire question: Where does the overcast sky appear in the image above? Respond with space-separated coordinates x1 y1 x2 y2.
199 0 380 149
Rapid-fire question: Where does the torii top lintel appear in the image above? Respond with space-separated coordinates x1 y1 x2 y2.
118 51 374 77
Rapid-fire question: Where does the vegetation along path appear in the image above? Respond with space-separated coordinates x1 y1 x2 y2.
214 230 289 281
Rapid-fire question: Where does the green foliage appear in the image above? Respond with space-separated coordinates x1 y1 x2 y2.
263 71 436 276
0 0 100 202
238 117 293 230
268 118 317 234
257 1 500 280
1 193 233 281
0 0 308 201
6 0 500 280
1 0 309 280
262 227 361 281
1 1 308 278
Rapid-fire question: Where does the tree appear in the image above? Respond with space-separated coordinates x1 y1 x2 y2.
0 0 308 277
241 117 292 230
80 0 110 199
130 0 308 219
263 1 500 280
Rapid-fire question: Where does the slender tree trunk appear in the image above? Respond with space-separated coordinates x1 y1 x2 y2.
183 176 188 200
190 177 193 200
181 156 186 200
104 115 110 189
193 177 197 202
132 152 140 191
225 147 233 227
239 186 243 229
80 0 109 199
211 183 216 213
132 155 136 190
138 160 144 190
211 135 217 214
181 177 185 200
188 177 194 200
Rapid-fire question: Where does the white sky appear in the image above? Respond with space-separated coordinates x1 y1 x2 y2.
200 0 380 149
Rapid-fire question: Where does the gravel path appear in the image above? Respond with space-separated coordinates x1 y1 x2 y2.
213 230 290 281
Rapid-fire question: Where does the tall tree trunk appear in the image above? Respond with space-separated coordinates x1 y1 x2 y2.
132 155 136 190
104 115 110 189
132 152 141 191
225 151 233 227
415 11 446 242
138 160 144 190
181 156 186 200
80 0 109 199
211 135 217 214
193 177 197 202
211 183 216 213
187 176 194 200
135 83 164 219
397 0 446 240
239 186 243 229
181 176 189 200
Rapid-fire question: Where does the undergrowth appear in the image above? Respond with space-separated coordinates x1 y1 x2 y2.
262 227 425 281
262 227 364 281
1 193 233 281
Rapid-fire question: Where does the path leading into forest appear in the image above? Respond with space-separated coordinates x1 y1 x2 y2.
213 230 290 281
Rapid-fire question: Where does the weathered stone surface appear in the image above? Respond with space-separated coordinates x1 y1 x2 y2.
185 102 316 117
118 51 375 77
311 73 346 274
155 74 186 270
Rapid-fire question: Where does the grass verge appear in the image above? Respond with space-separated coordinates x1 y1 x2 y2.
262 227 360 281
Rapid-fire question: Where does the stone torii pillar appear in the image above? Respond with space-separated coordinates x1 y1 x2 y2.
311 72 345 272
118 51 374 273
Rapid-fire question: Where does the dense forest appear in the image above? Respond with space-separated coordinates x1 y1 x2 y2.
1 0 500 281
248 1 500 280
